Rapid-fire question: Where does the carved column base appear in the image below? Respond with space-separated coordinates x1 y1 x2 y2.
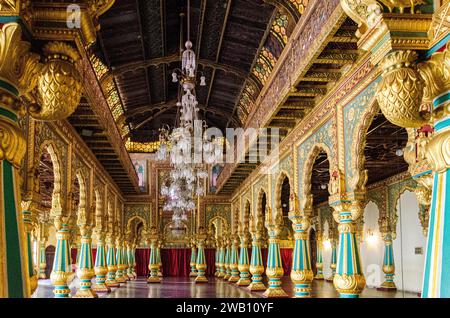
293 283 312 298
228 271 239 283
333 274 366 298
74 288 98 298
223 273 231 280
189 270 198 277
92 282 111 293
262 280 288 298
51 271 71 298
378 275 397 291
194 275 208 283
217 271 225 278
247 280 266 292
236 277 251 286
147 276 162 283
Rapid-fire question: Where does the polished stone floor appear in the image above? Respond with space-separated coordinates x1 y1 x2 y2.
33 276 419 298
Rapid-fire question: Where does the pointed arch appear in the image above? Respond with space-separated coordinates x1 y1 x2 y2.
300 143 334 214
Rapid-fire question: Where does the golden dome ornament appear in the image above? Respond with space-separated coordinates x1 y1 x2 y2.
30 42 83 121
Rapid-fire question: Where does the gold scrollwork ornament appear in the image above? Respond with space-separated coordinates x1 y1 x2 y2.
333 273 366 296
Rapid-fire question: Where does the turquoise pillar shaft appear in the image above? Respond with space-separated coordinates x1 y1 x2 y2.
228 240 239 282
0 93 29 298
122 246 129 280
74 231 96 298
190 247 197 276
315 240 324 279
126 246 134 279
237 238 250 286
333 206 365 298
291 219 313 298
39 242 47 279
422 89 450 297
224 246 231 279
214 248 219 276
218 247 225 277
51 222 72 298
94 237 110 292
147 241 161 283
195 242 208 283
115 244 124 283
22 210 34 284
156 246 162 277
263 231 287 298
106 238 118 287
329 240 337 280
248 236 265 291
380 234 396 289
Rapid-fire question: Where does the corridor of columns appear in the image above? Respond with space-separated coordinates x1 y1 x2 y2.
0 0 449 302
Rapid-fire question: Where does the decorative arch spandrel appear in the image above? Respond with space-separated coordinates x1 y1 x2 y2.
343 78 380 193
297 118 337 212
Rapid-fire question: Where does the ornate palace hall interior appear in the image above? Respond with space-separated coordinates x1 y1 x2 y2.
0 0 449 300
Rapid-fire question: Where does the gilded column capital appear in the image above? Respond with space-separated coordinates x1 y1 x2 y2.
0 23 42 97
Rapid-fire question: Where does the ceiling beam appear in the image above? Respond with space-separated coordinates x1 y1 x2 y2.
135 0 153 105
204 0 233 119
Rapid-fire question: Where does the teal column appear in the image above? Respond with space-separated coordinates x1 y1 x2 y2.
379 233 396 291
126 244 135 280
105 234 119 287
223 241 231 280
332 201 365 298
218 245 226 278
327 238 337 282
75 241 81 268
236 233 251 286
214 246 219 277
228 236 240 283
147 239 161 283
290 216 314 298
93 232 110 293
315 235 324 280
422 84 450 298
0 81 31 298
115 238 125 284
122 244 130 281
74 226 97 298
195 238 208 283
131 246 137 279
50 219 72 298
189 246 198 277
247 231 266 291
21 204 38 295
263 226 287 298
156 244 163 277
38 241 47 279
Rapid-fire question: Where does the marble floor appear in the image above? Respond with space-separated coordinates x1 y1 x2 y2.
33 276 419 298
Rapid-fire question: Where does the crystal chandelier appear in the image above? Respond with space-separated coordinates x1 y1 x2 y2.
156 0 222 229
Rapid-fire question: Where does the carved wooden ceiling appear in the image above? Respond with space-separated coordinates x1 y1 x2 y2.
94 0 279 143
217 16 360 195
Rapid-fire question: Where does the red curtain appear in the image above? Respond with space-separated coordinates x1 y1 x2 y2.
70 248 97 266
136 248 151 276
135 248 217 277
259 248 292 276
205 249 216 277
280 248 293 275
161 248 191 277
